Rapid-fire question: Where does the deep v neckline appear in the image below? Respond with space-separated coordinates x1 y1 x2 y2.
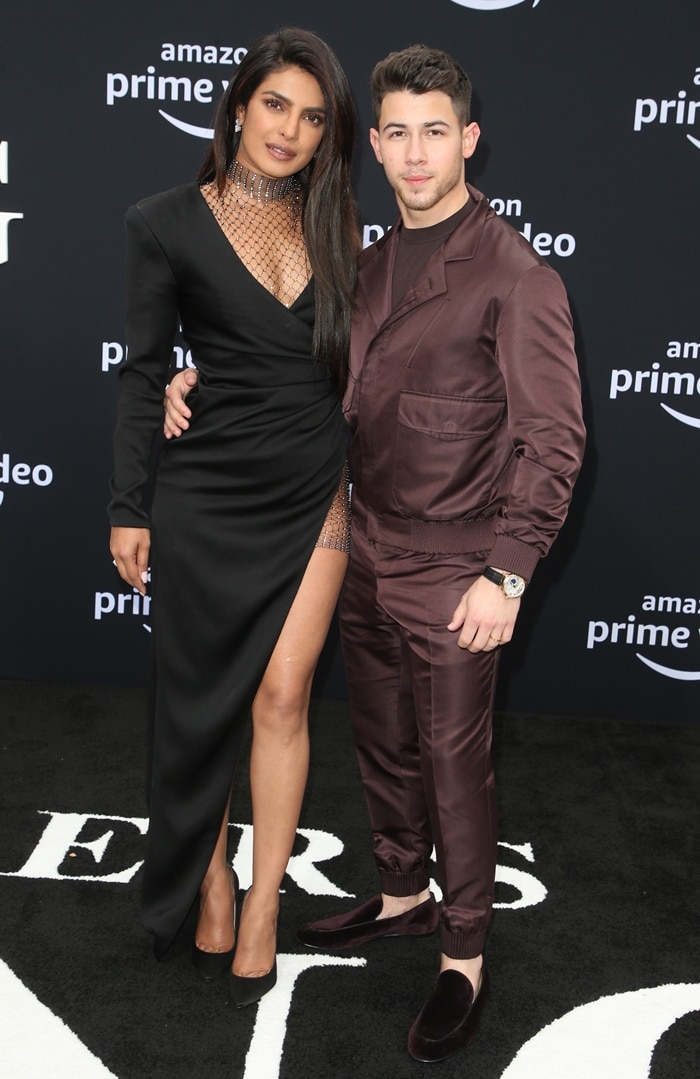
197 183 313 312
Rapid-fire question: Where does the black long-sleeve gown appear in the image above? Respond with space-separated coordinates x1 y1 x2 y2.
108 182 347 956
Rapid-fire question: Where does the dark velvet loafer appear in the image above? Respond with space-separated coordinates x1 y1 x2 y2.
408 966 489 1062
297 893 439 950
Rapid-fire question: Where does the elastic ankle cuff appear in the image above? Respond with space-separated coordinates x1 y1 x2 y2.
377 867 430 897
440 927 486 960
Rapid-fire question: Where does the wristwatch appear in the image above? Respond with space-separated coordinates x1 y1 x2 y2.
482 566 527 598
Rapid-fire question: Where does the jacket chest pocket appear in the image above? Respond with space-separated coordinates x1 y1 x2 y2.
393 391 506 517
398 391 504 440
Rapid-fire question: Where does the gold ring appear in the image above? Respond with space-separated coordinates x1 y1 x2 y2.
489 635 501 643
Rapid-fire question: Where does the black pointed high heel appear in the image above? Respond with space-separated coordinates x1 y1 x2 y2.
191 866 239 983
228 900 278 1008
228 957 277 1008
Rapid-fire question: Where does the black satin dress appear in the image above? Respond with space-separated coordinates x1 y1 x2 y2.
109 183 347 955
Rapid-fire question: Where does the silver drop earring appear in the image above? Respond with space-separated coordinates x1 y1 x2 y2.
234 118 242 133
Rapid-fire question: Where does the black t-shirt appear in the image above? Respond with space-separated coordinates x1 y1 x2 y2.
391 196 475 310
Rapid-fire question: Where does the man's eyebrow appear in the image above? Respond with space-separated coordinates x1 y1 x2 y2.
381 120 451 132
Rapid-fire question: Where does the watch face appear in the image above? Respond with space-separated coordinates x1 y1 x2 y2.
503 574 526 598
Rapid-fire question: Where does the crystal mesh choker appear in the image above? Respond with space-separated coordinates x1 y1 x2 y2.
227 159 299 204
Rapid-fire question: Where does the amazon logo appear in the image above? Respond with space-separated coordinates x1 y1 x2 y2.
609 341 700 430
449 0 540 9
633 68 700 152
106 43 247 140
587 597 700 682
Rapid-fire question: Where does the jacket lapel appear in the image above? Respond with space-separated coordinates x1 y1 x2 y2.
355 227 397 332
347 190 490 403
361 189 489 334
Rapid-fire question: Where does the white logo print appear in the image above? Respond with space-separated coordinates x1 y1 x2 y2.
609 339 700 429
633 67 700 152
500 984 700 1079
364 195 576 258
106 43 247 141
0 141 25 265
158 110 213 140
100 334 194 374
587 593 700 682
0 452 54 507
449 0 540 10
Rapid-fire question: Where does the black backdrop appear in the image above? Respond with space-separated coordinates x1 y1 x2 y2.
1 0 698 722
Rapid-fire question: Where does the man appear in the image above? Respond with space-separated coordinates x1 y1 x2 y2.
296 44 585 1062
165 44 585 1064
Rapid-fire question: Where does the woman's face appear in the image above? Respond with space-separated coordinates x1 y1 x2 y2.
235 65 327 177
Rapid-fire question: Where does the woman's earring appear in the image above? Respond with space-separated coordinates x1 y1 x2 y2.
234 118 242 133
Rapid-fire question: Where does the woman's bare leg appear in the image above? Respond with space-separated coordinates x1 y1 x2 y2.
232 546 347 978
195 794 236 953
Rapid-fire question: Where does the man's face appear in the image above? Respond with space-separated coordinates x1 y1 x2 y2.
369 90 480 227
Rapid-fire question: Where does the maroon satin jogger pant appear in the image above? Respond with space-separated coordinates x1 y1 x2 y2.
340 523 499 959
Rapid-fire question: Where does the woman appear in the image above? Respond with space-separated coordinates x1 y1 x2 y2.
109 28 360 1007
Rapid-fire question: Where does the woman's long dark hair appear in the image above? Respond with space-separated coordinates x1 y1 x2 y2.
199 28 361 394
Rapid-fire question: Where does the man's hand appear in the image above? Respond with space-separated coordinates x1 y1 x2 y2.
164 368 199 438
448 575 521 652
110 526 151 595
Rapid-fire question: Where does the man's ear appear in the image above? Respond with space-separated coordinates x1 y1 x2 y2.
462 121 481 160
369 128 383 165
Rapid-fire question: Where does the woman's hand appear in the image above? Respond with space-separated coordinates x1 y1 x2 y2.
164 368 199 438
110 527 151 595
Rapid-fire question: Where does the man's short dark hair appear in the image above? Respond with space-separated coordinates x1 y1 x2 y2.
370 44 472 127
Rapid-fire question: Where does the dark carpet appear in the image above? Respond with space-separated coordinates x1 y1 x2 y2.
0 680 698 1078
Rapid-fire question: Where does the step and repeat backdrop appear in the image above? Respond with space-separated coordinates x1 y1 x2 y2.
1 0 698 721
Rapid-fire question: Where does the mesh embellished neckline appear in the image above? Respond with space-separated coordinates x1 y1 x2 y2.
201 169 310 309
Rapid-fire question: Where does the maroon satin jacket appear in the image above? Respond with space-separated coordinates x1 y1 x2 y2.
343 185 586 581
